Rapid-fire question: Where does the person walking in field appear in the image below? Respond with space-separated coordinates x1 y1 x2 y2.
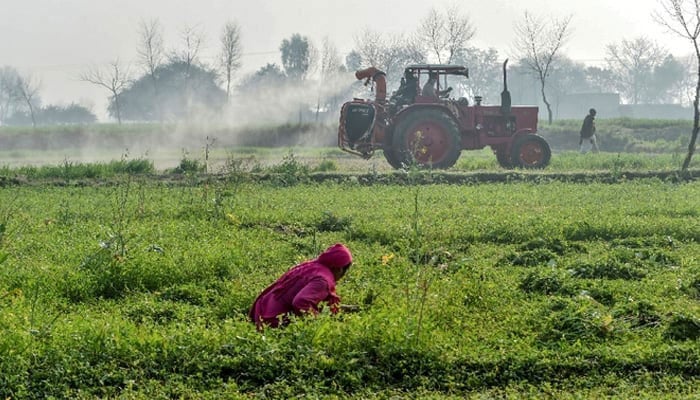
579 108 599 153
249 243 353 330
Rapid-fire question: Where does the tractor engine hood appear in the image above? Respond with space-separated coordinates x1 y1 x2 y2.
355 67 387 104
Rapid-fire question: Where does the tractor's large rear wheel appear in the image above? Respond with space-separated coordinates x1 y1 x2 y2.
382 131 404 169
391 109 461 169
510 135 551 169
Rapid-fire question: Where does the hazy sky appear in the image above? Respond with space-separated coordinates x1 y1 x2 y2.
0 0 689 120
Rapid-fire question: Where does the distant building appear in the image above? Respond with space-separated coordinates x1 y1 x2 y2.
619 104 692 120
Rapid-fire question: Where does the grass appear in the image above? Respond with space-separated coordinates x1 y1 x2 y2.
0 174 698 398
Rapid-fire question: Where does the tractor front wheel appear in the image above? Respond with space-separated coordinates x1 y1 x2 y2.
391 109 461 169
510 135 551 169
495 147 514 169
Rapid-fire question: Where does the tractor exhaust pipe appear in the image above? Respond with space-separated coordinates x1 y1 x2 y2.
500 59 512 115
355 67 387 104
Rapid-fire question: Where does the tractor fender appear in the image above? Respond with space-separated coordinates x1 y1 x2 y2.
513 128 536 137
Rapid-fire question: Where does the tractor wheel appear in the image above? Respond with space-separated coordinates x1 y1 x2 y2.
510 135 551 169
495 147 514 169
382 131 404 169
382 147 404 169
391 109 461 169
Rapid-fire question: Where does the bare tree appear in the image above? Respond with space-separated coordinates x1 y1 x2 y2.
444 4 476 64
605 37 668 104
174 25 205 120
654 0 700 171
175 24 205 74
418 8 445 63
513 11 572 124
417 5 475 64
353 28 425 88
220 21 243 101
16 74 41 128
80 60 130 124
316 37 344 120
137 18 165 120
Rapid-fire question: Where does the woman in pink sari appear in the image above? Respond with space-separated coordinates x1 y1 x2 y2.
249 243 353 330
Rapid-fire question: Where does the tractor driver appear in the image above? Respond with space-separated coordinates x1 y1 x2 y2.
392 70 419 109
422 72 452 99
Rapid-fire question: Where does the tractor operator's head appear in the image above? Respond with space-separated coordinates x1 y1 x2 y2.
589 108 597 116
428 72 438 81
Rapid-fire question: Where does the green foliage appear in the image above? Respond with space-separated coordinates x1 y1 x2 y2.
316 210 352 232
0 179 698 397
665 315 700 341
504 248 559 267
569 259 647 280
539 297 616 342
173 156 206 174
266 151 311 185
613 300 661 329
313 158 338 172
520 269 570 295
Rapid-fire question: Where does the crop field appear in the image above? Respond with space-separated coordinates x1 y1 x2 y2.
0 152 699 398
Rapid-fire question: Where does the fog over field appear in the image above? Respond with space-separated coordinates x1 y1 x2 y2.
0 0 689 122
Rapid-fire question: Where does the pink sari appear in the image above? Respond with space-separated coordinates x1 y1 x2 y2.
249 244 352 329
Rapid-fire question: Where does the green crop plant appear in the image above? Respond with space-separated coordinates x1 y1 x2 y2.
0 176 698 398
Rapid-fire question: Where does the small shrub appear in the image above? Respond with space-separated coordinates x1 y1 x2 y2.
664 315 700 341
314 159 338 172
520 270 569 295
160 283 218 306
123 299 180 324
504 248 558 267
316 211 352 232
540 297 616 342
173 157 206 174
569 259 646 280
518 237 573 255
682 276 700 299
613 300 661 328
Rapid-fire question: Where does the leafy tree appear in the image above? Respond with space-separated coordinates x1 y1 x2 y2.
237 63 287 94
41 103 97 124
0 66 21 124
452 47 501 103
280 33 312 80
605 37 669 104
112 60 225 121
4 103 96 125
513 11 572 124
655 0 700 171
583 66 617 94
651 55 687 104
345 50 362 72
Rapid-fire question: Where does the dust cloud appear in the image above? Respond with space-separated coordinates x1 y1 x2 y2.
0 71 368 171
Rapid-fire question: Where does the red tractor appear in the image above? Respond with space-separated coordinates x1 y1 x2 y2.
338 61 551 169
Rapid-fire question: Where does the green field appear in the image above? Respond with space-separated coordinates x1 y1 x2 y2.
0 155 699 398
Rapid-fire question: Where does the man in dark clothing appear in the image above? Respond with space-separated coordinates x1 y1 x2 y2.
579 108 599 153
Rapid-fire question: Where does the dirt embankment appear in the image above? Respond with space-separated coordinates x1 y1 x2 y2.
2 169 698 188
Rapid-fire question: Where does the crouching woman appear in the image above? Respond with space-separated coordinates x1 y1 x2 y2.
248 243 353 330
